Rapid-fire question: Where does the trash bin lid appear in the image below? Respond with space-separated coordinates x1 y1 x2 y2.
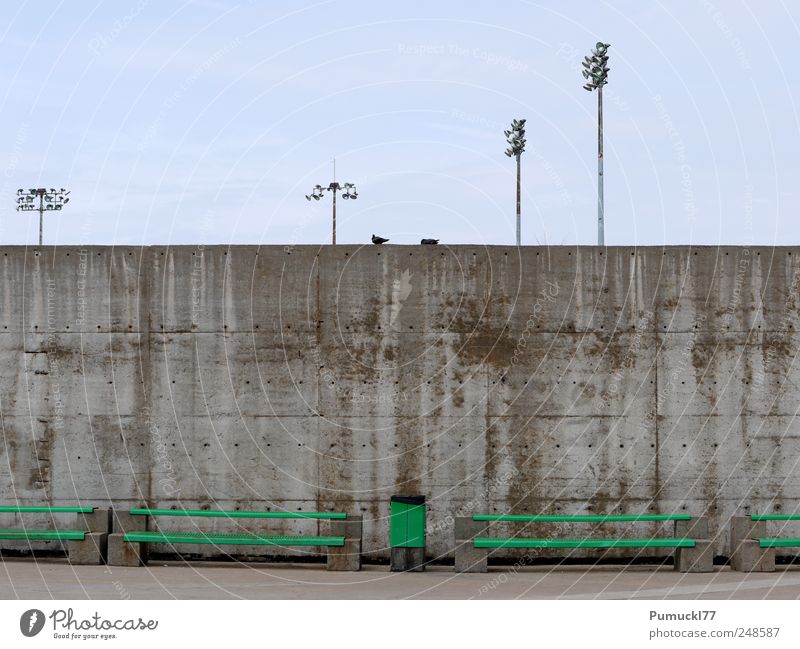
390 495 425 505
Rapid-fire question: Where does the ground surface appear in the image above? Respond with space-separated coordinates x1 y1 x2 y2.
1 560 799 599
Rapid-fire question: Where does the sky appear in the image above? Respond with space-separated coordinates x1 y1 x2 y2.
0 0 796 247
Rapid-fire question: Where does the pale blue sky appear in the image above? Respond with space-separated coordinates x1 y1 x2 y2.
0 1 796 246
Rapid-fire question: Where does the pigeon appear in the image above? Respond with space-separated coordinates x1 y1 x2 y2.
372 234 389 244
420 238 439 245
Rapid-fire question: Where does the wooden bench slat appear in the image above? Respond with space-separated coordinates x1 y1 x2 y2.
751 515 800 521
758 538 800 548
473 514 692 523
123 532 345 546
474 537 696 549
0 530 86 541
129 509 346 520
0 506 95 514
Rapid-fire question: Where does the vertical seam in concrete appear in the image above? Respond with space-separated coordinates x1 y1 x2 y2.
654 322 660 509
314 250 321 517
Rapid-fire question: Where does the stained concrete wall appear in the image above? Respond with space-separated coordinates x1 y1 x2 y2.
1 245 799 560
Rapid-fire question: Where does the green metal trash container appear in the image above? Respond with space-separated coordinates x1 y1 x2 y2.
390 495 426 571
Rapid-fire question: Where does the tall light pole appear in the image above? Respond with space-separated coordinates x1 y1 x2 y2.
582 42 610 246
504 118 526 246
16 188 70 246
305 160 357 244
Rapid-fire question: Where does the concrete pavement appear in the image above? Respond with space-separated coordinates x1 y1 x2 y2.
1 559 799 599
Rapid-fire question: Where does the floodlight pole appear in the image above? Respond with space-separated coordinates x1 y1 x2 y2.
597 86 604 247
332 180 337 245
582 41 610 247
16 187 70 246
504 118 526 246
37 191 44 246
305 160 358 245
516 152 522 246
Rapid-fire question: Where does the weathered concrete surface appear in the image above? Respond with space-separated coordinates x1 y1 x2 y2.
1 245 800 560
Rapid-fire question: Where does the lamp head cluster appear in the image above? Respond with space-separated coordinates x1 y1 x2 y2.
305 184 325 201
341 182 357 199
504 118 526 157
305 181 357 201
16 187 70 212
582 42 610 91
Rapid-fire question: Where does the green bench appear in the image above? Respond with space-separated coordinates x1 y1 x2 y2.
455 513 712 573
0 505 110 564
730 514 800 572
108 508 362 571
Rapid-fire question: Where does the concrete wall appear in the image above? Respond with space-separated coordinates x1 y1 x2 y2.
1 245 799 560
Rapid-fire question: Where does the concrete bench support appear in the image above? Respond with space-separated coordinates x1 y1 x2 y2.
674 541 714 572
327 515 362 571
107 510 148 567
67 509 111 565
729 517 775 572
674 516 709 540
454 517 489 573
68 533 108 565
674 516 713 573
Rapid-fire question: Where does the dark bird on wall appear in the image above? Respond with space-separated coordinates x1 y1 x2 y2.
420 238 439 245
372 234 389 244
